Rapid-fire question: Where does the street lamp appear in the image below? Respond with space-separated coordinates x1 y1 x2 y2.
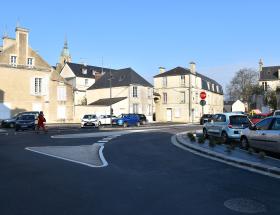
109 69 113 127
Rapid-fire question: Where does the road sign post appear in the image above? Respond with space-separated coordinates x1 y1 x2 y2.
200 92 207 116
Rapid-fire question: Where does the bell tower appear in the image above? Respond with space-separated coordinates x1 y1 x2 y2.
56 36 72 72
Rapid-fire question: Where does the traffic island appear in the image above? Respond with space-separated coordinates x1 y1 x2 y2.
174 131 280 178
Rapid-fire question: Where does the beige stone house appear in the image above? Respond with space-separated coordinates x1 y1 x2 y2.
153 62 224 123
258 59 280 91
86 68 154 121
60 62 108 105
0 27 74 122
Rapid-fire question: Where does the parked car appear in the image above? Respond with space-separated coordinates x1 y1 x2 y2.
240 116 280 153
1 111 39 128
273 110 280 116
200 114 213 125
203 113 251 143
15 114 37 131
250 114 267 125
113 114 141 127
81 114 98 128
97 115 117 126
136 114 148 125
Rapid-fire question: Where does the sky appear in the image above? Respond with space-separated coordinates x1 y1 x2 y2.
1 0 280 91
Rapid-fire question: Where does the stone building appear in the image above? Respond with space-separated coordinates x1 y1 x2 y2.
0 26 74 122
153 62 224 123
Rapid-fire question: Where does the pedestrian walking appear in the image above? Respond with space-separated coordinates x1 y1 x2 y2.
36 111 47 133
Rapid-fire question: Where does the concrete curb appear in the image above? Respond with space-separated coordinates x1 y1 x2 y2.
175 132 280 178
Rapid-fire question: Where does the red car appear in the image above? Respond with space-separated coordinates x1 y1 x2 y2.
250 113 273 124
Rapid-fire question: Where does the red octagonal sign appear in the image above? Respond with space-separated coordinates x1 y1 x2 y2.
200 91 206 100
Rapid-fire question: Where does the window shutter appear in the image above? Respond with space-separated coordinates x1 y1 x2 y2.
41 78 47 96
30 77 35 95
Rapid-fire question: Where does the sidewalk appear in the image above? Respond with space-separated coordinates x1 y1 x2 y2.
175 131 280 178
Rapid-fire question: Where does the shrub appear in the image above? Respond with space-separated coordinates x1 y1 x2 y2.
197 136 205 144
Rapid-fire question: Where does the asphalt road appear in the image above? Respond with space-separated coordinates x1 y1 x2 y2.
0 125 280 215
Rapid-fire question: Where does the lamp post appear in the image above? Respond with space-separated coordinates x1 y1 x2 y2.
109 69 113 127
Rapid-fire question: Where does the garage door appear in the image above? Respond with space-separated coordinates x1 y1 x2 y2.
0 103 11 119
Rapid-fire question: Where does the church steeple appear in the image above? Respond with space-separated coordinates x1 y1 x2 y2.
60 36 71 65
56 36 72 73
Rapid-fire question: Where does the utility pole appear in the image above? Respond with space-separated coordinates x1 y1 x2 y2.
109 69 113 127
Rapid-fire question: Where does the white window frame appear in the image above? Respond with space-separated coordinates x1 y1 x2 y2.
133 103 139 113
85 79 89 86
35 78 43 95
163 92 167 104
180 92 185 104
57 86 67 101
133 86 138 98
27 57 34 68
10 55 17 67
162 77 167 88
180 75 185 86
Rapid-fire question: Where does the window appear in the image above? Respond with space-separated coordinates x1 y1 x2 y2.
271 118 280 130
27 58 34 68
82 68 87 75
57 86 67 101
133 86 138 98
85 79 89 86
163 93 167 104
10 55 17 66
180 92 185 103
133 104 139 113
175 108 181 118
214 114 226 122
255 118 273 130
162 77 167 88
35 78 42 95
148 88 153 98
180 75 185 86
148 104 152 115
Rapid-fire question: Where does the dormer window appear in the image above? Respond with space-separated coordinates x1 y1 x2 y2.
82 68 87 75
10 55 17 67
92 70 96 75
27 58 34 68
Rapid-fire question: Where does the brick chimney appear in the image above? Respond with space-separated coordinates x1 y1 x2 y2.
159 67 165 74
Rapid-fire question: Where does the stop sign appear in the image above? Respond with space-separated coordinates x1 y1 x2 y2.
200 91 206 100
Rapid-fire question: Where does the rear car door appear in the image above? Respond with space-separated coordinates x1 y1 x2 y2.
206 114 218 135
248 118 274 151
264 118 280 153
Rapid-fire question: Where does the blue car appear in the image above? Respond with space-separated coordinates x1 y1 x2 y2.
114 114 141 127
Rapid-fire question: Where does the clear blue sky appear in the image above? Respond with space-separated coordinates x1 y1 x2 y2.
1 0 280 90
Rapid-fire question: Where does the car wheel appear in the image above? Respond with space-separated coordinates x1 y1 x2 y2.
203 128 208 139
10 123 15 128
123 122 128 128
221 131 229 144
241 136 249 149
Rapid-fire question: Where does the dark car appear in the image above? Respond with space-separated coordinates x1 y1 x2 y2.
136 114 148 125
113 114 141 127
200 114 213 125
15 114 37 131
1 111 39 128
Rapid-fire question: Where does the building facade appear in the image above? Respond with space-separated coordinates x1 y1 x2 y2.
86 68 154 121
153 62 224 123
0 27 74 122
259 59 280 91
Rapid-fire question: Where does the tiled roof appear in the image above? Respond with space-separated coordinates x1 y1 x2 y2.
88 68 153 90
154 66 223 95
88 97 127 106
260 66 280 81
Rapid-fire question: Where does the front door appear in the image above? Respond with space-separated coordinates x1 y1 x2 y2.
166 108 172 122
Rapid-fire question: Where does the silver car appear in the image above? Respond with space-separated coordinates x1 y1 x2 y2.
240 116 280 153
203 113 251 143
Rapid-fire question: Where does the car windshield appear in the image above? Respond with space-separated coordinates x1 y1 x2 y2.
230 115 250 125
118 114 127 118
83 115 96 119
274 111 280 116
19 115 35 120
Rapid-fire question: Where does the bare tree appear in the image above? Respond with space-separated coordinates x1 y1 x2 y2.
226 68 259 102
